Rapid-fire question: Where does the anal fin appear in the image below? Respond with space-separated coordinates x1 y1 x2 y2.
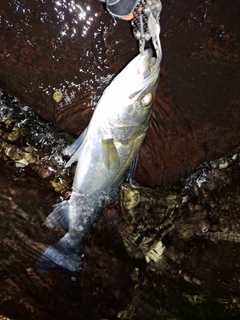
44 200 70 230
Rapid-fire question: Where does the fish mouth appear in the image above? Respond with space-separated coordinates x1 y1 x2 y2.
113 48 160 96
137 49 160 80
143 66 151 79
132 49 152 82
138 49 160 85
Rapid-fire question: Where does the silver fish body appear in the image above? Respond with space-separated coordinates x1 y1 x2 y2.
37 49 161 271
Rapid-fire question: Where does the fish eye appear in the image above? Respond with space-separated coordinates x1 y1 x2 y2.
141 92 153 107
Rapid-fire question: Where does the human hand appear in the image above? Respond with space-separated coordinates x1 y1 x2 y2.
101 0 139 20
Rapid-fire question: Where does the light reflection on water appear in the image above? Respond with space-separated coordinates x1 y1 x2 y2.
7 0 98 39
0 0 126 111
54 0 96 38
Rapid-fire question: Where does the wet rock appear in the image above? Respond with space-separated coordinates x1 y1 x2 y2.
117 147 240 319
0 91 73 194
0 0 136 135
120 145 240 266
0 0 240 186
1 89 240 319
0 163 133 320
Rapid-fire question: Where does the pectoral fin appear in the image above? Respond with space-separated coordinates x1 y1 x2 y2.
101 138 120 170
64 128 88 167
63 127 88 157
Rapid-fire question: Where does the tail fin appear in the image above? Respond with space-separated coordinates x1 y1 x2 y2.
36 234 83 272
37 201 83 272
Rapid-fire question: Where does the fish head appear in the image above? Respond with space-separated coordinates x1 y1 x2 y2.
106 49 160 140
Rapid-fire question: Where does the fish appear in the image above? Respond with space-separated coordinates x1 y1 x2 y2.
37 48 161 272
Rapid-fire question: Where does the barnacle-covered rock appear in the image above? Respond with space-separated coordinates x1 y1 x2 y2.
118 181 188 262
7 123 21 142
118 147 240 274
0 92 73 194
117 148 240 319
